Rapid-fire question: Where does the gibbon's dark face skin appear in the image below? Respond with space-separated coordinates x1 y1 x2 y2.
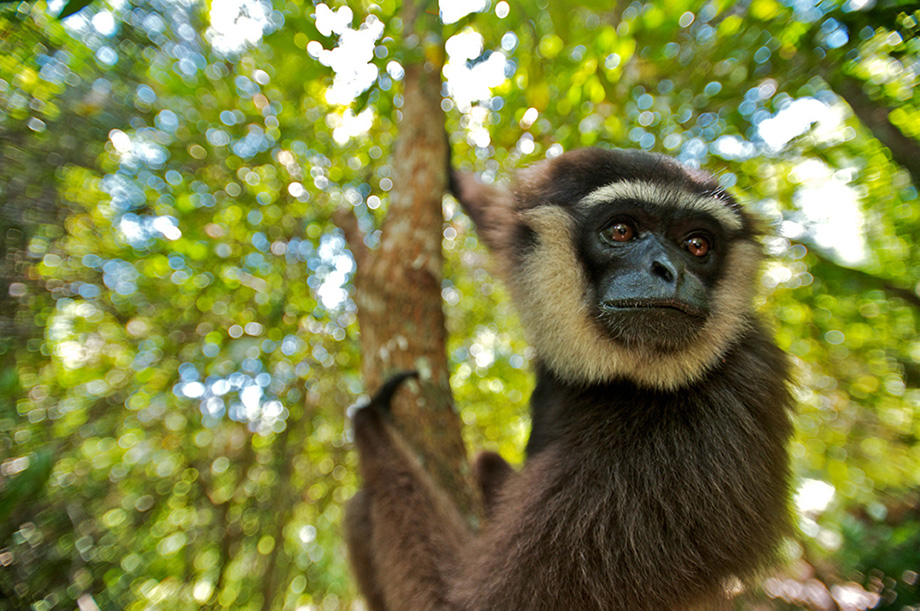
578 199 729 350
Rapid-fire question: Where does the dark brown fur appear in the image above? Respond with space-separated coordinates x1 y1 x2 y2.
346 148 794 610
471 450 515 518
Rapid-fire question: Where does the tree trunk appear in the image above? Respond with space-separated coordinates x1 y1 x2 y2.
336 0 481 518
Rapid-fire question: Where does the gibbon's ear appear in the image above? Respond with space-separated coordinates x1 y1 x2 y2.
449 169 519 256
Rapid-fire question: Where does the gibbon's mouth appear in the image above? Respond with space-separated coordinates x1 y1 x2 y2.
599 298 708 319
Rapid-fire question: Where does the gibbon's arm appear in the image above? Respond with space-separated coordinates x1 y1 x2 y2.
347 372 471 610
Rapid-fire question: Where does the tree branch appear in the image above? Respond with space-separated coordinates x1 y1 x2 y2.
829 74 920 185
806 245 920 311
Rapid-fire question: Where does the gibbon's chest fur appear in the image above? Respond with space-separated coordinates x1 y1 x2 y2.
453 323 792 611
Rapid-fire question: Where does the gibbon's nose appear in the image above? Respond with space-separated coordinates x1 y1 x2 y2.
650 256 679 285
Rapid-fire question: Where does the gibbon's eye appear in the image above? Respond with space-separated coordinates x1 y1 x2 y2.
601 222 636 244
684 235 711 257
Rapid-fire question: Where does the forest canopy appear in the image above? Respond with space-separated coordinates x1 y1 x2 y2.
1 0 919 609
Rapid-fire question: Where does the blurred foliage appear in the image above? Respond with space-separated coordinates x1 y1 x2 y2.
0 0 918 609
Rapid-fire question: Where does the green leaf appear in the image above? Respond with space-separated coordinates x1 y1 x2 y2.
58 0 94 19
353 82 376 114
443 11 477 39
0 448 54 522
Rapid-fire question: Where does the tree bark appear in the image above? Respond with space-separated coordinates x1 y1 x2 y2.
337 1 481 518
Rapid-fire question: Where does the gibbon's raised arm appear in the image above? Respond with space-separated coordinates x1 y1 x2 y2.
346 147 793 611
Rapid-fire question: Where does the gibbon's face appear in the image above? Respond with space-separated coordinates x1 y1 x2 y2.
508 163 760 390
450 147 763 389
576 181 739 352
